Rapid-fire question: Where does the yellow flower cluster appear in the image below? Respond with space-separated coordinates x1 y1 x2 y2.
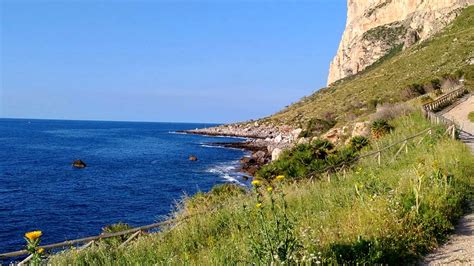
255 203 262 208
267 187 273 192
275 175 285 181
251 179 262 186
25 231 42 241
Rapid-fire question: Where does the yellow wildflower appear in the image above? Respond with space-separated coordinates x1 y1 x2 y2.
37 248 44 254
267 187 273 192
25 231 42 241
256 203 262 208
251 180 262 186
275 175 285 181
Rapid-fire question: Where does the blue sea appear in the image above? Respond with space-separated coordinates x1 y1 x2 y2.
0 118 249 255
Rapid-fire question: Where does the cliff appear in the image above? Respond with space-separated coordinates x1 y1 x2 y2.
327 0 474 85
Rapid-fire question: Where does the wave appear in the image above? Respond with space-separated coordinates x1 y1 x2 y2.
207 163 250 186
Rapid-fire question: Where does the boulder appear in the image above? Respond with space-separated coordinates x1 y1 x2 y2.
240 157 256 164
271 148 283 161
252 150 266 160
189 155 198 161
72 160 87 168
274 134 283 143
351 122 371 138
323 128 341 144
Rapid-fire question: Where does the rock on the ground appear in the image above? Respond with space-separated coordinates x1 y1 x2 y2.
352 122 371 138
271 148 283 161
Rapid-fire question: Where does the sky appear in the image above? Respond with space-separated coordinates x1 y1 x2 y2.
0 0 347 123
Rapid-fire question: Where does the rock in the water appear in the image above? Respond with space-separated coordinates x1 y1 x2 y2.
189 155 198 161
72 160 87 168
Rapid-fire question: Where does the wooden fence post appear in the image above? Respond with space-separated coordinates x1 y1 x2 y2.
119 230 142 248
79 240 94 251
18 254 33 266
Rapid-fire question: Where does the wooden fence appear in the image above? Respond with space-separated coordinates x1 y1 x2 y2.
0 213 201 263
422 87 467 113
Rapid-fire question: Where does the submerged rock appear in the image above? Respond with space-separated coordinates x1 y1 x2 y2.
72 160 87 168
189 155 198 161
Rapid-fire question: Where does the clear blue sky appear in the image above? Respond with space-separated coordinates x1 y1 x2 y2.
1 0 346 123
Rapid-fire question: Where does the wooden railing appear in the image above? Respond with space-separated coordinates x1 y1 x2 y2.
0 212 202 263
422 87 467 113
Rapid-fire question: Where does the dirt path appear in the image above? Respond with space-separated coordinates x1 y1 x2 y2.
423 205 474 265
422 95 474 265
444 95 474 132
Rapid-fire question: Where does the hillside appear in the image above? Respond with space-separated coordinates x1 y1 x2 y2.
264 5 474 128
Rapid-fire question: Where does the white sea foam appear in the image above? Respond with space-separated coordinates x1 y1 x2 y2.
207 163 250 186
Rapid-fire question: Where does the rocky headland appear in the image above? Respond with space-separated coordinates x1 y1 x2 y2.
180 123 303 175
327 0 474 85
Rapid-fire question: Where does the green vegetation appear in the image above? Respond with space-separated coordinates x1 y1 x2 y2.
469 111 474 122
298 117 336 138
362 22 407 44
101 223 133 247
256 139 358 180
371 119 393 139
50 112 474 264
264 6 474 126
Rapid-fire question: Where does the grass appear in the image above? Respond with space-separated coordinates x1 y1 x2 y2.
49 112 474 264
469 111 474 122
259 6 474 128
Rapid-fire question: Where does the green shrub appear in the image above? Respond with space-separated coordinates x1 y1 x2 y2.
101 223 133 247
349 136 370 151
257 139 360 180
401 83 425 100
299 118 336 138
368 99 380 110
371 119 393 139
468 112 474 122
420 95 433 104
424 79 441 92
433 89 443 96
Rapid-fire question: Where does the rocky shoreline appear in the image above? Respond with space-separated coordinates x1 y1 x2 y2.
179 123 303 176
181 119 372 176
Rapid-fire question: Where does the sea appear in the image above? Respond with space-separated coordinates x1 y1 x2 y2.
0 118 249 255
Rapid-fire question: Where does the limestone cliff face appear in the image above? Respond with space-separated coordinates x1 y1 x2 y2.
327 0 474 85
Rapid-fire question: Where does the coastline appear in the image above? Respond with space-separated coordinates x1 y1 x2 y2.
178 123 303 176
